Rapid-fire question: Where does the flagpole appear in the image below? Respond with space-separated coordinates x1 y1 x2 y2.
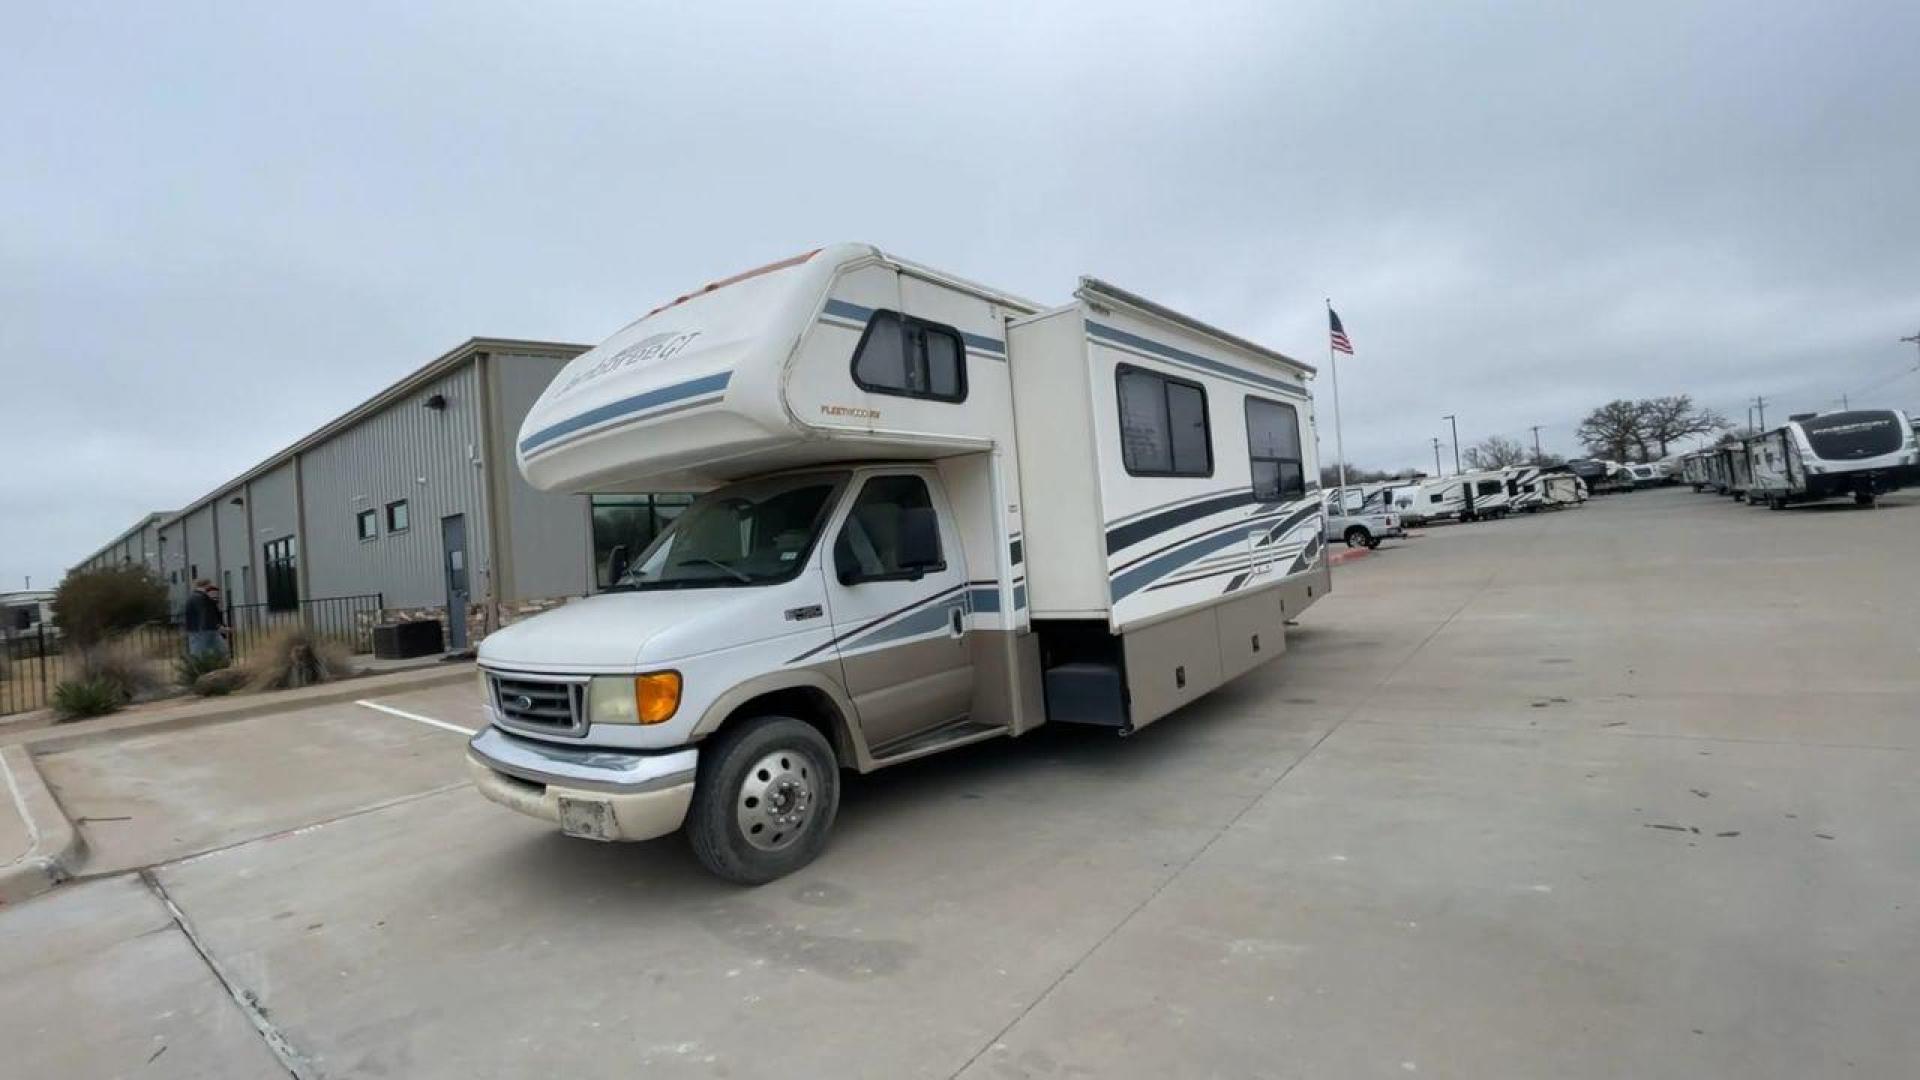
1326 299 1349 496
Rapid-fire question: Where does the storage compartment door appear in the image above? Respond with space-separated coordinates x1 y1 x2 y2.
1215 588 1284 682
1121 607 1225 731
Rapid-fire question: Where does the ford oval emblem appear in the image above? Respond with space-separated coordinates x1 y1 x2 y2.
512 694 535 711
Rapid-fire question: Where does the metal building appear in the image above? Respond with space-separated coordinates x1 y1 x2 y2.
69 337 680 651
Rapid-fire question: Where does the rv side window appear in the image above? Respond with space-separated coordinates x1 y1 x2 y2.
1430 492 1444 504
1476 480 1501 497
851 310 967 403
1116 365 1213 477
1244 397 1304 501
835 475 946 579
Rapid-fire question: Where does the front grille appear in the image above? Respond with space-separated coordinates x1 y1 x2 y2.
489 674 587 737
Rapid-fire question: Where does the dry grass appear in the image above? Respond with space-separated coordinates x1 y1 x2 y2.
243 625 357 691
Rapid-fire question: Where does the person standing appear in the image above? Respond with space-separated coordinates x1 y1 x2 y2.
182 579 228 659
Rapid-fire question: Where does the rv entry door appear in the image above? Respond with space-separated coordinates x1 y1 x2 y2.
823 473 974 752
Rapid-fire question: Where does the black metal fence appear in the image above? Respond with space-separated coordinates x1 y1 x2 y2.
0 593 383 718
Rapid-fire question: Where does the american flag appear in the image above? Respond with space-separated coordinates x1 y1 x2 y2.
1329 308 1354 355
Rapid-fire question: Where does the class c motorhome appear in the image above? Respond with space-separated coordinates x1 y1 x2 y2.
468 244 1329 882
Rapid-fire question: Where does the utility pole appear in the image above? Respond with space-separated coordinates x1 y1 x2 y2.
1442 414 1461 474
1752 396 1767 431
1529 425 1544 464
1431 438 1443 477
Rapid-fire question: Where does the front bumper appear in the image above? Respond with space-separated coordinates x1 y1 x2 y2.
467 725 697 842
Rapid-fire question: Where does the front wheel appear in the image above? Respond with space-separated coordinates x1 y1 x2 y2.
686 715 839 885
1343 527 1375 549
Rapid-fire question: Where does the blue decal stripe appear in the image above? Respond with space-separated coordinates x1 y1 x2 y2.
521 372 731 456
820 299 1005 356
1087 322 1303 397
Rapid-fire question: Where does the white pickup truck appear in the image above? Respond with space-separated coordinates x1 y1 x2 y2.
1322 489 1404 549
468 244 1333 883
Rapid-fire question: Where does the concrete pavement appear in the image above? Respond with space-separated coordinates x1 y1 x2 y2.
2 487 1916 1078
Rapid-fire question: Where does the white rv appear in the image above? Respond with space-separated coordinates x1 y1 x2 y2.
468 244 1330 882
1403 470 1513 523
1745 410 1919 509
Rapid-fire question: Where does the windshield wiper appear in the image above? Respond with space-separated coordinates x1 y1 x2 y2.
674 557 752 584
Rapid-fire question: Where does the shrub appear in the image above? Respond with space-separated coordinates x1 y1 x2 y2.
245 625 355 691
193 667 250 697
53 566 170 647
52 677 127 720
71 638 168 703
176 647 231 688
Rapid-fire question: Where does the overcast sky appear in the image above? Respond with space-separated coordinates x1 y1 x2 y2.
5 1 1918 589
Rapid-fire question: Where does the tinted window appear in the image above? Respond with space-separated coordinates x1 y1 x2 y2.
263 537 298 612
1245 397 1304 500
356 509 378 540
1117 365 1212 476
835 475 945 578
1477 480 1502 496
385 500 409 532
852 311 967 403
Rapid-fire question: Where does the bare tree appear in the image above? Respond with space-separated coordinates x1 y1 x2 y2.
1463 434 1530 470
1638 395 1728 456
1577 399 1650 461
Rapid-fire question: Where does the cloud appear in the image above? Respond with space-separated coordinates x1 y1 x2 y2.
4 1 1918 585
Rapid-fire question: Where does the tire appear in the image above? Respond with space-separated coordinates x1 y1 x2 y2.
1343 526 1373 549
1769 497 1785 511
686 715 839 885
1855 492 1876 508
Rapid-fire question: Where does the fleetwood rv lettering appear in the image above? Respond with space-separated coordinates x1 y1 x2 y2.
467 245 1329 882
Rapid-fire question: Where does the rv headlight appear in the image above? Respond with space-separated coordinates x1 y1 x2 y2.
588 672 681 726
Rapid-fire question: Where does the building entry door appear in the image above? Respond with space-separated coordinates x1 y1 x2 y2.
441 514 469 651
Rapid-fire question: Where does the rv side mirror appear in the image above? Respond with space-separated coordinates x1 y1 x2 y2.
897 507 942 577
606 545 630 587
833 536 861 586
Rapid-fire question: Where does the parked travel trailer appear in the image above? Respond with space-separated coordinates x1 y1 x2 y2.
468 244 1330 882
1623 462 1663 489
1745 410 1919 509
1504 466 1549 511
1717 440 1755 501
1679 450 1712 490
1542 471 1586 506
1566 458 1630 494
1402 470 1512 523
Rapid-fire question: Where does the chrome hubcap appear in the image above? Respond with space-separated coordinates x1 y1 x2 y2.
736 750 814 852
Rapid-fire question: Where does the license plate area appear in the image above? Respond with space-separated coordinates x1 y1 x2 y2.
557 796 617 841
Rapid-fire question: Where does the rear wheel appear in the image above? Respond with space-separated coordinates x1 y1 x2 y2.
1343 526 1375 549
1855 492 1877 507
686 715 839 885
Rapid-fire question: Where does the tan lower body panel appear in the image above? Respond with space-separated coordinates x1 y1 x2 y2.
967 628 1044 734
839 635 973 750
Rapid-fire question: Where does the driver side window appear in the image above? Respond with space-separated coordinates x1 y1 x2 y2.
835 475 944 582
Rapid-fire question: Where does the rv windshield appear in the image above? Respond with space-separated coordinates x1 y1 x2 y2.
614 472 844 590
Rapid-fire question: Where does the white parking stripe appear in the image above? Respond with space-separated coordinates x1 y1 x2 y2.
354 699 477 737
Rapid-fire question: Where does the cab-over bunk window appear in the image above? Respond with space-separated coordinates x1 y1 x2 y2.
1117 365 1212 477
852 310 967 402
1245 397 1304 501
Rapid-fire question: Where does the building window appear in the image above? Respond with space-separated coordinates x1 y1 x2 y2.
386 499 409 533
591 493 695 590
1245 397 1304 500
851 310 967 403
356 509 379 541
1117 364 1212 477
263 537 298 612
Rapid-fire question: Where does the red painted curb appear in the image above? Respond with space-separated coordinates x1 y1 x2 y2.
1329 547 1373 567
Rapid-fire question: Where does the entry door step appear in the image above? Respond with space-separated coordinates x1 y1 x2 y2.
871 719 1007 765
